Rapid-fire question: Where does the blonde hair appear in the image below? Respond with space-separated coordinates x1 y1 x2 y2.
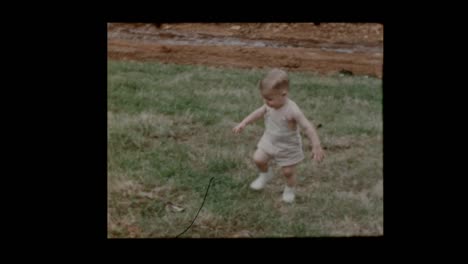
259 68 289 92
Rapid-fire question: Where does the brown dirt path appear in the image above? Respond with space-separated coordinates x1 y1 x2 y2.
108 23 383 78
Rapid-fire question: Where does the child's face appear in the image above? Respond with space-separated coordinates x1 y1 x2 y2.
261 89 287 109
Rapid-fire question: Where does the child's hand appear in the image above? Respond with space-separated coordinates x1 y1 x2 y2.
232 123 246 134
312 147 325 163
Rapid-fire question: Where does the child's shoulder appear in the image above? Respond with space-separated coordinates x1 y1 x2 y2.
287 98 303 113
287 98 300 107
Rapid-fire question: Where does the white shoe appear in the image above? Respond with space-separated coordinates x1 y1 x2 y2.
282 186 295 203
250 169 273 190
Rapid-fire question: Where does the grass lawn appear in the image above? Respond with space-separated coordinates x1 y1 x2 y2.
108 60 383 238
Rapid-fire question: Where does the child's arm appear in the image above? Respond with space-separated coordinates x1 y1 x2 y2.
232 105 266 134
294 109 325 162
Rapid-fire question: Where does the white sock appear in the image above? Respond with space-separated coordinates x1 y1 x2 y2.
250 167 273 190
282 185 296 202
259 167 272 178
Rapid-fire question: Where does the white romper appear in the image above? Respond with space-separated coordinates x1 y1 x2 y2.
257 98 305 166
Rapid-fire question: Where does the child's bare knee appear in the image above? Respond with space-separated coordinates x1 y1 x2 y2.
253 156 267 166
253 152 267 166
282 166 295 178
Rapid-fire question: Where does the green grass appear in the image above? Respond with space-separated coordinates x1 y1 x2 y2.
108 60 383 238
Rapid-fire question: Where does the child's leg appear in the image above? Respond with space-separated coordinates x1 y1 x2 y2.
281 165 297 202
253 148 270 172
281 165 297 187
250 149 273 190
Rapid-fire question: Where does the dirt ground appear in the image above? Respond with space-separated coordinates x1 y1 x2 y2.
108 23 383 78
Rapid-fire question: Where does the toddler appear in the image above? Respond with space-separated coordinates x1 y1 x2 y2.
233 69 325 203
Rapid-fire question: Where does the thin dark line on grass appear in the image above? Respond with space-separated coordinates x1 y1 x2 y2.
176 177 214 238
